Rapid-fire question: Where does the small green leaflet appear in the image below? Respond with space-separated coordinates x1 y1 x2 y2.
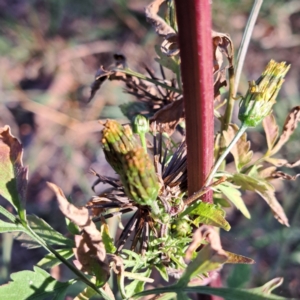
181 201 231 231
217 182 251 219
37 249 74 269
0 266 73 300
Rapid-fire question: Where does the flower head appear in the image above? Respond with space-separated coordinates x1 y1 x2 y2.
238 60 290 127
101 120 160 213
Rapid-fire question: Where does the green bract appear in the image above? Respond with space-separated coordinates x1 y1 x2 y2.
238 60 290 127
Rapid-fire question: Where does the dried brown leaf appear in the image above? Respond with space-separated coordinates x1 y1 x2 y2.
89 54 127 101
263 113 279 151
225 251 255 264
145 0 175 37
212 31 234 66
212 31 233 100
271 171 300 181
270 106 300 155
185 226 225 262
0 126 27 220
47 182 109 280
161 33 179 56
150 98 184 135
223 124 253 171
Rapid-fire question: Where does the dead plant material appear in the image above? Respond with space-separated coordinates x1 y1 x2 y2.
47 182 109 280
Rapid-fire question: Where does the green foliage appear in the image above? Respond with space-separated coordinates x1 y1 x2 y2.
182 201 231 231
0 266 73 300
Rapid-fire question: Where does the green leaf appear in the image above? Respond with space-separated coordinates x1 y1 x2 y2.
37 249 74 269
0 204 16 222
0 219 24 233
126 268 152 297
14 215 75 249
227 264 252 288
182 201 231 231
177 245 228 287
232 173 271 193
232 174 289 226
213 196 231 208
65 217 80 235
0 126 27 222
0 266 72 300
101 223 116 254
133 283 289 300
217 182 251 219
154 263 169 282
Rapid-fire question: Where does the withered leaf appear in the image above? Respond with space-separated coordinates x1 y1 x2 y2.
271 171 300 181
161 33 179 56
225 251 255 264
223 124 253 172
263 113 279 152
150 98 184 135
212 30 234 100
270 106 300 156
145 0 175 37
48 182 110 283
89 54 127 101
0 126 27 222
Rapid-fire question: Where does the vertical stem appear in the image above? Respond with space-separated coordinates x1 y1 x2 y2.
174 0 214 203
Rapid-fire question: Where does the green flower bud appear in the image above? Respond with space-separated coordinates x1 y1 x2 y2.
101 120 160 211
133 115 149 135
238 60 290 127
172 219 191 237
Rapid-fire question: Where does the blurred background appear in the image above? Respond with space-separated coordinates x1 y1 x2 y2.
0 0 300 298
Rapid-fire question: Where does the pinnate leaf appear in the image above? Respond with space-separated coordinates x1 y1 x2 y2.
125 268 152 298
0 266 72 300
223 124 253 172
184 201 231 231
225 251 254 264
177 244 228 287
232 174 289 226
0 126 27 222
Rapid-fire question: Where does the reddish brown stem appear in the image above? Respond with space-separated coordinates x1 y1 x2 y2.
175 0 214 203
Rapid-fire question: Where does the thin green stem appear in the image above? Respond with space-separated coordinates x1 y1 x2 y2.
139 133 147 152
234 0 263 96
206 123 248 186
